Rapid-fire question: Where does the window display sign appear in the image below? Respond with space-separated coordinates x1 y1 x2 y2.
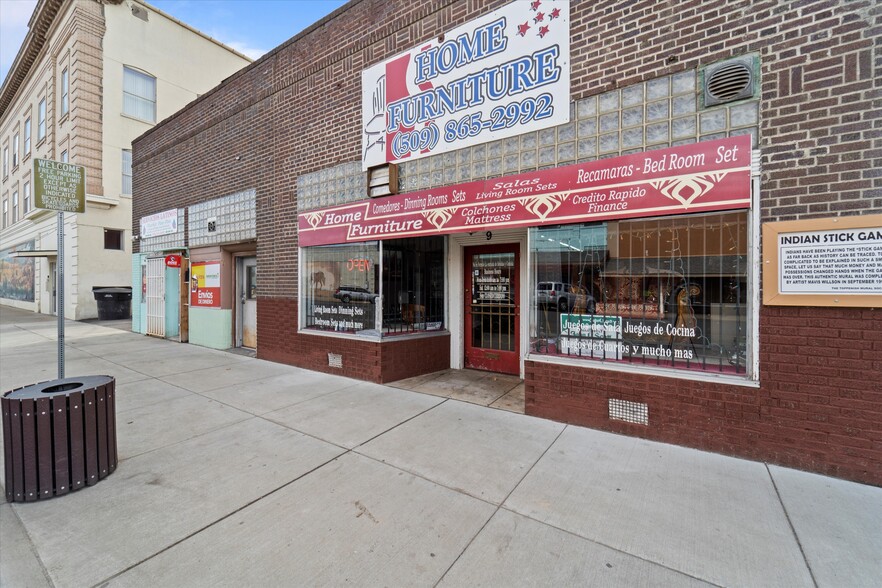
559 314 622 359
472 265 512 303
140 209 178 239
190 261 221 308
362 0 570 169
302 136 751 246
763 213 882 307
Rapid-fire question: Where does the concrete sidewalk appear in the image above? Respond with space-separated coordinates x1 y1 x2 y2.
1 305 879 587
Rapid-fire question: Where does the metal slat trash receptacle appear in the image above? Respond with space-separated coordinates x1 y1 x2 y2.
2 375 116 502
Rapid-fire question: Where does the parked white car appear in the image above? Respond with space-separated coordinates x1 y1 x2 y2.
536 282 595 312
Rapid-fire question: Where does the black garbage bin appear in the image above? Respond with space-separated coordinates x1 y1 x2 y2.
93 287 132 320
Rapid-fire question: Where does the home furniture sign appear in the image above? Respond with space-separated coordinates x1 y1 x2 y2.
302 135 751 246
361 0 570 169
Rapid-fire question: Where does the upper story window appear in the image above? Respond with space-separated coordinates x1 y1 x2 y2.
123 66 156 123
24 118 31 155
60 150 68 163
12 133 19 168
60 68 69 116
38 98 46 141
2 199 7 228
121 149 132 194
12 190 18 223
23 181 31 214
2 146 7 178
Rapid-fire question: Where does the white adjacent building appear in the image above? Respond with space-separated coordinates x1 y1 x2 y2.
0 0 250 319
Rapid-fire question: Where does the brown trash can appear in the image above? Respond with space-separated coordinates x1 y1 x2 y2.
2 375 117 502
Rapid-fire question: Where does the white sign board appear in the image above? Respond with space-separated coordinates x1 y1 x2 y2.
778 227 882 294
362 0 570 170
140 209 178 239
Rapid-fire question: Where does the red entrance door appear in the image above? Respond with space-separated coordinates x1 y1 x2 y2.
464 244 519 375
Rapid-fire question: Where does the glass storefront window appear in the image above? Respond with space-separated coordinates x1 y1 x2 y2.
302 242 381 334
381 236 445 334
530 211 749 375
301 237 445 336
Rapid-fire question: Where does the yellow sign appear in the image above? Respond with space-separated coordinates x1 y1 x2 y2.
33 158 86 213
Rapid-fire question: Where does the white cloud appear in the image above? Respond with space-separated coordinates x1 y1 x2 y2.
0 0 38 84
221 39 268 61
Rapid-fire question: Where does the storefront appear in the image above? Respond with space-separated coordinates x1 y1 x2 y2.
132 0 881 485
299 136 754 386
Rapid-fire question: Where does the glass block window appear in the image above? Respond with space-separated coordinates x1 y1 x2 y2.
123 66 156 122
396 69 759 194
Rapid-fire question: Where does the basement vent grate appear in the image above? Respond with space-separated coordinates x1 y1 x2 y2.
328 353 343 369
609 398 649 425
702 56 756 107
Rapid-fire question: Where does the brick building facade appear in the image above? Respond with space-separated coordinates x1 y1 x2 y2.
132 0 881 485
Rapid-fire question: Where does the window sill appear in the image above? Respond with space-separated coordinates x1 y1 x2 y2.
525 352 759 387
121 112 156 125
298 327 449 343
86 194 119 207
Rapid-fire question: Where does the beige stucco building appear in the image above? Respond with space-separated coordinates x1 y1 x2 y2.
0 0 250 319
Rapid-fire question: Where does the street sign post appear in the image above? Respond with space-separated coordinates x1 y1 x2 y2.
33 158 87 378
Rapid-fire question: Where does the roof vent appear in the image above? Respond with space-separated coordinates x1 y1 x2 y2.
702 56 756 107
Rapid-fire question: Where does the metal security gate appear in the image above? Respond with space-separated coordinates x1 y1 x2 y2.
146 257 165 337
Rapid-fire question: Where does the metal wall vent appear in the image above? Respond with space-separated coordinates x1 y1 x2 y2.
132 5 149 21
609 398 649 425
702 56 756 107
328 353 343 368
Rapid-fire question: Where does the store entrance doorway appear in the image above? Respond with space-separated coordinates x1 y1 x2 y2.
464 244 519 375
236 256 257 349
145 257 166 337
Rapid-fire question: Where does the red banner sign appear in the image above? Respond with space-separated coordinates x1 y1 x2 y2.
299 136 751 247
165 254 182 268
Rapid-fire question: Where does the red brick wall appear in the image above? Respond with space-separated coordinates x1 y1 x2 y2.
257 297 449 382
527 306 882 485
132 0 882 484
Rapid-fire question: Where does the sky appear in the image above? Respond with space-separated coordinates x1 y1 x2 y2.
0 0 348 85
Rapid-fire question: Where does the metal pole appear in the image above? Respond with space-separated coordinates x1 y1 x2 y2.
57 211 64 379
